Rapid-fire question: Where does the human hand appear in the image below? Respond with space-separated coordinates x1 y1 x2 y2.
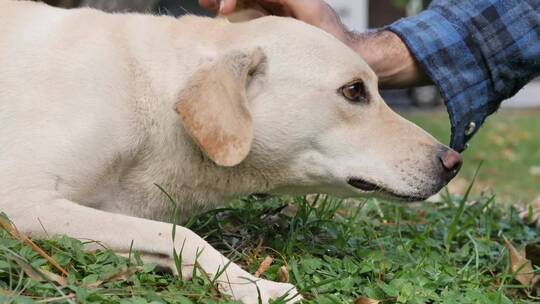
199 0 352 45
199 0 431 89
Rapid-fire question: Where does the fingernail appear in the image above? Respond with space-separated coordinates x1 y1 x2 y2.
219 0 225 13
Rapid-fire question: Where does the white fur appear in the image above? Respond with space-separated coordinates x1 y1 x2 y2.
0 1 456 302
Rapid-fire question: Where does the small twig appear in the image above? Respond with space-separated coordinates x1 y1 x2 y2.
0 217 69 276
37 218 49 238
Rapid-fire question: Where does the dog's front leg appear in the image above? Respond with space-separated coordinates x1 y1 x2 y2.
5 197 301 304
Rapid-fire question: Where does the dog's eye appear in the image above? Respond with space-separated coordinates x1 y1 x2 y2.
340 81 367 103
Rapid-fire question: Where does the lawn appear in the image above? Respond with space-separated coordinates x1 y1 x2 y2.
1 110 540 304
406 109 540 203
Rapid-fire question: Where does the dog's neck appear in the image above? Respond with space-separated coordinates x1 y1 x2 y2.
115 16 275 221
119 132 276 222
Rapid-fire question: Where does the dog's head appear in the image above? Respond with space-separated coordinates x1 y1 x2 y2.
176 16 461 201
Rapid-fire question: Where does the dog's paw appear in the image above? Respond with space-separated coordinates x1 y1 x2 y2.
219 277 302 304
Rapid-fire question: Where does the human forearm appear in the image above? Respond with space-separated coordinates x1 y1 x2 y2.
388 0 540 151
200 0 431 89
345 30 432 89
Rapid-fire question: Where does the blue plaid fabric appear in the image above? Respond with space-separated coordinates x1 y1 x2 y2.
388 0 540 152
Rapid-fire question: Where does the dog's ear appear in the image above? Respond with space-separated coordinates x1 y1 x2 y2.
176 48 266 167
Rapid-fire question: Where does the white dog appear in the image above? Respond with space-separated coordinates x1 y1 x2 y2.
0 0 462 302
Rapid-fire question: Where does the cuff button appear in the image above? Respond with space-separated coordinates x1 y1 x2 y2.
465 122 476 136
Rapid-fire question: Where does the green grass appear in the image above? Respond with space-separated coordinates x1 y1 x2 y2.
406 110 540 202
1 192 540 303
1 110 539 303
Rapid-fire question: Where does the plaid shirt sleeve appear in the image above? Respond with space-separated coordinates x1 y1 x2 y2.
388 0 540 152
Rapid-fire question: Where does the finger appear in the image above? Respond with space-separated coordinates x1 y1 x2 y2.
255 0 291 16
282 0 325 21
199 0 218 11
257 0 325 21
218 0 238 15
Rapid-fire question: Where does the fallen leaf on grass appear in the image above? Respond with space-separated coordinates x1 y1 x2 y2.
11 255 42 281
40 269 68 287
277 266 289 283
10 255 67 287
280 204 299 218
255 256 273 278
526 243 540 267
503 236 539 287
354 297 380 304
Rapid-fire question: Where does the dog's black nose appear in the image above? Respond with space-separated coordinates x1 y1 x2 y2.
438 148 463 176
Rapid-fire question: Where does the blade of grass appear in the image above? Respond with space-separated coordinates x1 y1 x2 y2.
446 161 483 246
0 215 69 277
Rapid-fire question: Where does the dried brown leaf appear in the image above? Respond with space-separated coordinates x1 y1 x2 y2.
277 265 289 283
40 269 68 287
11 255 43 282
503 236 538 287
10 255 68 287
280 204 299 218
354 297 380 304
84 280 103 288
255 256 273 278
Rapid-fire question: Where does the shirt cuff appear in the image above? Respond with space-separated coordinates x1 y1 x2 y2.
387 9 492 152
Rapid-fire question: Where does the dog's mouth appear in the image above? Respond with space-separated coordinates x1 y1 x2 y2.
347 178 427 202
347 178 379 192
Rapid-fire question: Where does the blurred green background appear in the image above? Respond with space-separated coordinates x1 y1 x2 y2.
408 110 540 203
